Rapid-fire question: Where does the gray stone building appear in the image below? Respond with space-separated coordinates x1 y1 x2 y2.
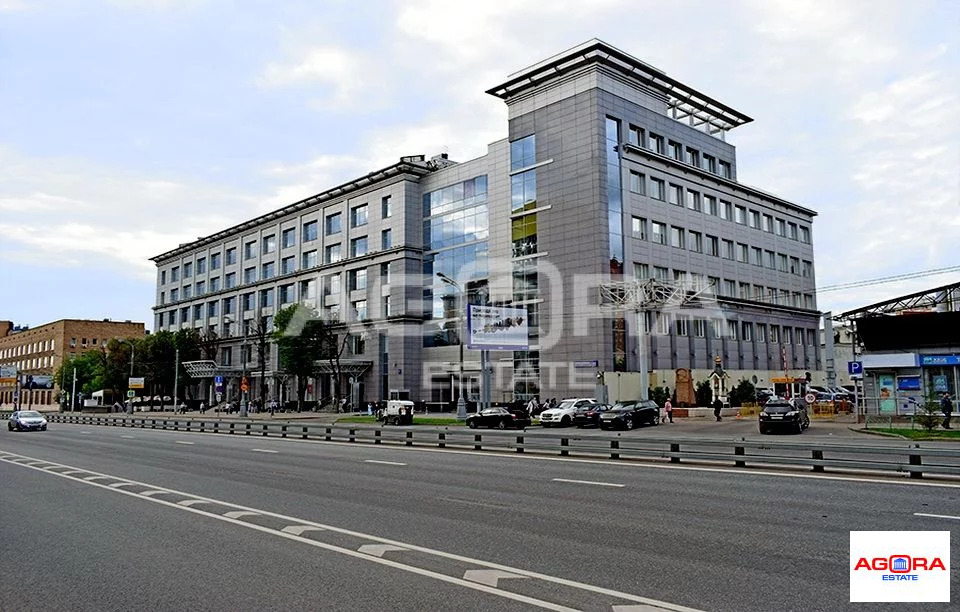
151 40 820 407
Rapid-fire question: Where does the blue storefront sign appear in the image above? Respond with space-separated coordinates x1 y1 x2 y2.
920 355 960 366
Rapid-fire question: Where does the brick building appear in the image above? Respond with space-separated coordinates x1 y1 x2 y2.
0 319 146 408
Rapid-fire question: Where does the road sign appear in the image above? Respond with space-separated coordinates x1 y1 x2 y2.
240 377 249 392
214 375 224 392
805 393 816 403
847 361 863 375
127 390 135 398
128 377 145 389
215 392 222 402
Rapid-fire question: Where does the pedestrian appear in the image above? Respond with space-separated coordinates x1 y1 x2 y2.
713 398 723 422
941 393 953 429
179 400 187 414
663 398 673 423
526 396 538 417
269 399 277 416
199 401 206 414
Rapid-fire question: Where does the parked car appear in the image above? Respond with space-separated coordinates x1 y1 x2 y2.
376 400 414 425
758 399 809 434
598 400 660 430
8 410 48 432
756 388 776 405
539 398 596 427
573 404 609 428
466 407 531 429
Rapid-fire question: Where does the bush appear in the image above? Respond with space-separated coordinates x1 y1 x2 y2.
695 380 713 407
650 386 670 407
727 379 756 407
914 393 943 432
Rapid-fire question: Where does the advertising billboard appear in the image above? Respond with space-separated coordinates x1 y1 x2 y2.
466 305 529 351
0 365 16 385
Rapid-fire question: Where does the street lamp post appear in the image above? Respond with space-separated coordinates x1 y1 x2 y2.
120 339 135 414
437 272 467 420
224 315 248 418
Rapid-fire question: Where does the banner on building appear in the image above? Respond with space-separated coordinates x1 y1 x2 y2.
0 365 16 385
466 305 529 351
128 377 145 390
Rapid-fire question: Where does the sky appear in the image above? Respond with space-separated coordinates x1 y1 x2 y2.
1 0 958 330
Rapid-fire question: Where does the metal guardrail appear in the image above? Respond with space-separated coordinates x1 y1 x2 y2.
6 413 960 480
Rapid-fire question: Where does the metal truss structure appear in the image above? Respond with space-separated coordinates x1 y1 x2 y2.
834 281 960 321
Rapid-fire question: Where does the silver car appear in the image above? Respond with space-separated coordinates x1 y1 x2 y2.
8 410 48 432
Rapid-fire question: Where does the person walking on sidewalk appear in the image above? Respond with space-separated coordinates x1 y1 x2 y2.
663 398 673 423
941 393 953 429
713 398 723 422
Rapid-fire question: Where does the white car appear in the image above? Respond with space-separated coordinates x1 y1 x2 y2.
538 398 596 427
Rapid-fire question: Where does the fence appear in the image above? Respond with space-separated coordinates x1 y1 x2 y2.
10 413 960 481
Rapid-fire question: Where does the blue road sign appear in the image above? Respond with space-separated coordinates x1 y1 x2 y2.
847 361 863 375
214 375 224 391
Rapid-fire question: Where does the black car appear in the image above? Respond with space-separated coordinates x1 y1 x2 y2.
598 400 660 430
466 407 531 430
573 404 608 428
758 400 809 434
8 410 48 432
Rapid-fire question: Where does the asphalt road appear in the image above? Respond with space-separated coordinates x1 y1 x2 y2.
1 423 957 611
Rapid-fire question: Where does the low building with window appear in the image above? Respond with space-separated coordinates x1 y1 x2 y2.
151 39 819 407
0 319 146 407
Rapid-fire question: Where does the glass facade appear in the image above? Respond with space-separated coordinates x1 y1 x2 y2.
606 117 626 371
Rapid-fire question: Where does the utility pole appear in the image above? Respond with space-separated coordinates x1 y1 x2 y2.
71 368 77 413
173 348 179 412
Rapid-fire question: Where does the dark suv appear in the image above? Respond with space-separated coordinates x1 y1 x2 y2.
758 399 809 434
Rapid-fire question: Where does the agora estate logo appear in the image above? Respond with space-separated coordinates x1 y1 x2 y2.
853 555 947 580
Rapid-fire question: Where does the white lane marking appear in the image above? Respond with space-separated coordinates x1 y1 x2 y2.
61 470 88 476
251 448 278 454
357 544 407 557
121 435 136 439
0 449 702 612
84 476 114 481
140 490 171 497
614 606 680 612
282 525 325 536
914 512 960 521
80 431 91 434
223 510 260 519
363 459 406 466
178 499 210 507
552 478 625 488
109 482 138 489
175 441 194 445
463 569 527 588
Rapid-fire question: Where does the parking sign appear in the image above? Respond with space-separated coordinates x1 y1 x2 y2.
848 361 863 375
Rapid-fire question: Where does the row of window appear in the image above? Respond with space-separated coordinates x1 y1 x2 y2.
1 338 55 358
647 313 817 345
159 231 395 305
632 262 815 309
627 173 811 243
160 196 394 286
631 216 813 275
3 355 56 370
625 122 733 179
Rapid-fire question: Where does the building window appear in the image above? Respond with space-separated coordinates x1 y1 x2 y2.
350 236 368 258
675 315 690 336
631 216 647 240
703 154 717 173
648 133 664 155
629 171 645 194
180 308 189 323
669 140 683 161
243 267 256 283
382 296 392 317
279 284 295 304
800 226 811 244
775 218 786 236
751 246 763 266
223 296 235 315
353 300 368 321
686 190 701 211
261 234 276 254
349 269 367 291
324 273 341 297
634 263 649 279
790 257 800 275
225 248 237 265
196 257 206 274
325 244 342 264
762 214 773 233
739 282 751 299
207 301 218 317
670 226 685 249
770 325 781 343
381 229 392 250
243 241 256 260
651 221 667 245
706 235 719 256
789 222 799 240
802 260 812 278
380 262 391 284
195 281 205 296
261 262 275 280
351 334 365 356
225 272 236 289
242 293 254 311
350 204 368 228
381 196 392 219
183 285 192 299
718 160 732 178
723 279 736 296
653 266 669 281
668 184 682 206
689 231 703 253
749 210 760 229
303 220 318 242
685 148 700 167
742 322 753 341
778 253 789 272
510 134 536 170
726 320 739 340
259 288 274 308
281 256 295 275
705 195 718 216
161 270 167 284
628 125 644 146
192 304 202 321
281 228 296 248
302 250 317 269
183 262 193 278
300 279 317 300
511 169 537 212
765 250 776 269
648 178 665 201
721 239 734 260
754 285 765 302
756 324 767 342
170 288 179 301
737 243 749 262
735 205 746 224
325 213 341 236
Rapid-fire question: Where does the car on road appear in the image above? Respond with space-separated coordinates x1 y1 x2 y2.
598 400 660 430
466 407 531 429
572 403 609 428
758 399 809 434
539 398 596 427
8 410 48 432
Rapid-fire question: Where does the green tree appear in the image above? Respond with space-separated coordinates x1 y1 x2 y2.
914 391 944 432
54 350 105 408
727 379 756 407
695 380 713 407
650 386 670 407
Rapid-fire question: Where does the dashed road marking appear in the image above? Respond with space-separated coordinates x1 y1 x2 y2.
224 510 260 519
251 448 278 454
178 499 210 507
364 459 406 466
282 525 325 536
914 512 960 521
463 569 527 588
175 441 194 445
552 478 625 488
357 544 407 557
140 490 170 497
109 482 138 488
